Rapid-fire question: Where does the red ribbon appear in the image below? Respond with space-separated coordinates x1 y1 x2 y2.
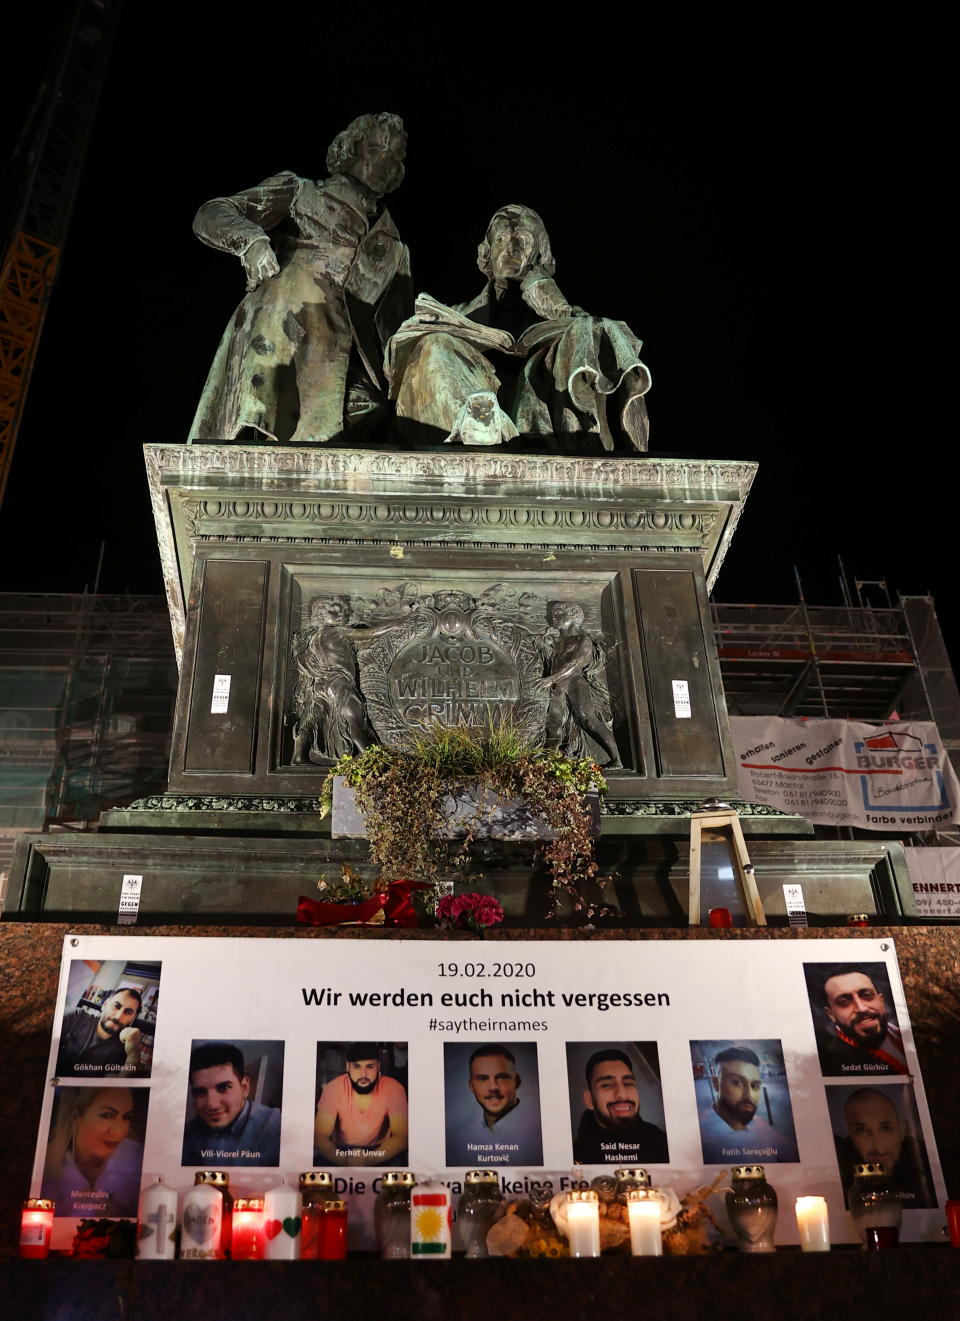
297 879 431 929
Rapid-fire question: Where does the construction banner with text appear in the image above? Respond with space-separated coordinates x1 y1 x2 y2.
730 717 960 830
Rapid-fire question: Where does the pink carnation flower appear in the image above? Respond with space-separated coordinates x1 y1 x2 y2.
436 892 504 930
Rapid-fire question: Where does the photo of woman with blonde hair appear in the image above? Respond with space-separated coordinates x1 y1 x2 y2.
41 1086 148 1217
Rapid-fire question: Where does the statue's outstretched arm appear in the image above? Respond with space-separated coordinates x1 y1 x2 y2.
340 609 411 643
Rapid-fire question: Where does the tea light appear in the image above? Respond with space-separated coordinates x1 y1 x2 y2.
138 1179 178 1260
264 1184 302 1260
411 1179 452 1259
566 1189 601 1258
795 1196 830 1252
626 1189 663 1256
20 1199 54 1259
232 1197 265 1260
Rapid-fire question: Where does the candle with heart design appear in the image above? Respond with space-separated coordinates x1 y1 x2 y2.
193 1171 233 1257
138 1178 178 1260
263 1183 302 1260
180 1183 223 1260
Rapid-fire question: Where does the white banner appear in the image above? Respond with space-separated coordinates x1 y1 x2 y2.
31 935 946 1249
731 717 960 830
905 847 960 918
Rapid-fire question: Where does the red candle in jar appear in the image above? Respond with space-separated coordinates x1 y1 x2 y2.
301 1204 323 1259
708 907 733 928
317 1199 348 1259
299 1170 334 1259
20 1199 55 1258
231 1198 264 1260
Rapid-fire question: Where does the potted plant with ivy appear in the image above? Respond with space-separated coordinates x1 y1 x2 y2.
320 723 609 921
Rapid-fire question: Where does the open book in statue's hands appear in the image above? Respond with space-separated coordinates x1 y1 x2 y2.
408 293 576 355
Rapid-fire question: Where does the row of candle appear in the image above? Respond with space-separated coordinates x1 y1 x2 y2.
150 1174 348 1261
564 1188 831 1258
22 1184 832 1260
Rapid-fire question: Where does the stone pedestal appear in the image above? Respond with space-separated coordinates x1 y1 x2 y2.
2 444 922 921
9 827 912 923
145 444 757 805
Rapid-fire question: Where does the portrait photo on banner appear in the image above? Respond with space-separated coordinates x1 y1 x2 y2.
181 1039 284 1167
690 1039 799 1164
802 961 907 1077
314 1041 409 1167
54 957 161 1079
444 1041 543 1168
565 1041 669 1166
41 1084 149 1218
825 1081 937 1208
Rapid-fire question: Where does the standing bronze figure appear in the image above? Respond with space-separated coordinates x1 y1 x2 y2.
191 113 409 445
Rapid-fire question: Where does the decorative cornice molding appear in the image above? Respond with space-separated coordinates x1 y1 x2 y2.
148 443 758 497
179 495 718 545
145 443 757 669
601 799 789 818
126 794 323 813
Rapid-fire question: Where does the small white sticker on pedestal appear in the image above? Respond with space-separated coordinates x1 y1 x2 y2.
211 674 231 713
672 679 691 718
783 883 809 927
118 874 143 925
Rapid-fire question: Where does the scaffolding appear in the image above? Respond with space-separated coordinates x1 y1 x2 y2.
713 602 918 720
0 593 176 831
0 590 956 835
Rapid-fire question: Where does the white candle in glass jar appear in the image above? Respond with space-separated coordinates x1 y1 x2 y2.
795 1196 830 1251
264 1184 302 1260
566 1192 601 1258
627 1193 663 1256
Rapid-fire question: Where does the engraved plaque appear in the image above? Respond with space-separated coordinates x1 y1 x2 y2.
389 606 520 730
287 581 622 763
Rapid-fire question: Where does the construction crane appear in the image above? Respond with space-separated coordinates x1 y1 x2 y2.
0 0 121 505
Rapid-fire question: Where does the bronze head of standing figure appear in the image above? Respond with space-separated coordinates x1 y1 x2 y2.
326 112 407 199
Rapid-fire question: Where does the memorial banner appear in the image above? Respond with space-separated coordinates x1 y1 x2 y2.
31 935 946 1249
731 717 960 830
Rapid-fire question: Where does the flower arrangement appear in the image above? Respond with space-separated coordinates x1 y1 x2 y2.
315 863 374 906
530 1172 727 1257
436 892 504 932
297 864 428 928
71 1217 136 1258
321 723 608 920
657 1173 727 1254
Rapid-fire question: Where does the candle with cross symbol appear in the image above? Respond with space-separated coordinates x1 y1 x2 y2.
138 1179 178 1260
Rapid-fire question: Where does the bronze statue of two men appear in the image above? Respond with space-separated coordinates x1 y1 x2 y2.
190 113 650 453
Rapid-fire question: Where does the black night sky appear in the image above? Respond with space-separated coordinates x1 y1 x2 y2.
1 8 950 657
